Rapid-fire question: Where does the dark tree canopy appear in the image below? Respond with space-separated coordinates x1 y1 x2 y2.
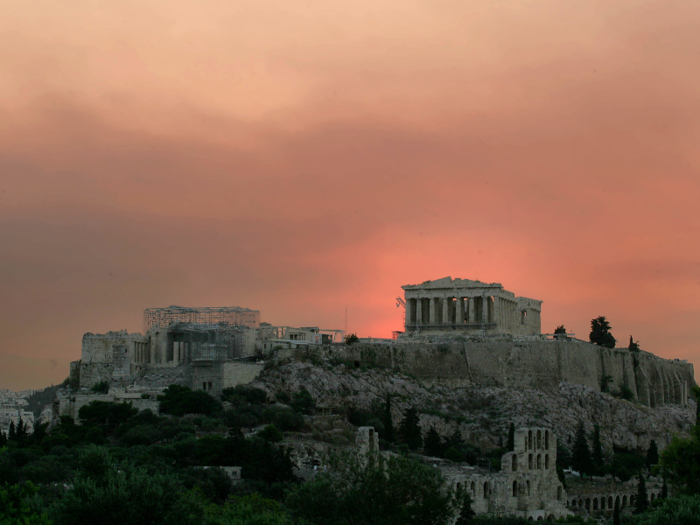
629 335 640 352
647 440 659 470
398 406 423 451
383 394 395 443
590 316 617 348
554 325 567 335
424 426 444 458
635 473 649 514
157 385 220 417
572 421 593 476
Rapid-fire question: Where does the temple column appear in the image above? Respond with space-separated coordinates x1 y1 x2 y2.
150 342 155 364
493 297 499 328
468 297 476 323
416 298 423 326
429 298 436 324
482 296 489 324
443 297 449 326
406 299 414 327
456 297 463 325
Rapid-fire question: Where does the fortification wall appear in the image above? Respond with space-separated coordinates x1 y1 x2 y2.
280 339 695 406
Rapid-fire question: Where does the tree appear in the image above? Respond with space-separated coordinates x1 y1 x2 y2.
693 385 700 426
158 385 220 417
592 425 604 475
633 495 700 525
285 451 459 525
344 333 359 345
424 426 443 457
455 493 475 525
572 421 593 476
290 388 315 415
554 325 567 334
0 481 52 525
507 423 515 452
629 336 640 352
635 473 649 514
383 394 394 443
613 497 621 525
398 406 423 451
647 440 659 470
660 425 700 495
590 316 616 348
8 421 16 441
258 424 283 443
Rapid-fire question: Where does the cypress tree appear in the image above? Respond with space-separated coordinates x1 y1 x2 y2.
383 394 394 443
8 421 16 441
613 498 620 525
424 426 443 457
0 430 6 447
398 406 422 451
592 425 604 474
647 440 659 470
507 423 515 452
572 421 593 476
635 474 649 514
661 477 668 499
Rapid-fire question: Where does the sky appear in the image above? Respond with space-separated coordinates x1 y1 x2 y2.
1 0 699 390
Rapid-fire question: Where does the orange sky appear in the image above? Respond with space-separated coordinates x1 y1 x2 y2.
1 0 700 389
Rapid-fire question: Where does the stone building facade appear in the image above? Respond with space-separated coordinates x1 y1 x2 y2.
439 427 569 521
402 277 542 336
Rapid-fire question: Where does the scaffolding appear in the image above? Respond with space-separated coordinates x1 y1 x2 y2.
143 306 260 333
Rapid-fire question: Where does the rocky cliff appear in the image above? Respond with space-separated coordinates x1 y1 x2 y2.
252 355 696 454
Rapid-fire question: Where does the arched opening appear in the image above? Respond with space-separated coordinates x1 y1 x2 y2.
650 493 656 501
615 496 620 509
593 498 598 510
536 517 543 521
537 454 542 469
484 482 489 499
545 454 549 469
585 498 591 510
622 495 628 508
457 482 462 492
528 430 533 450
512 454 518 471
471 482 475 494
537 430 542 449
545 430 550 450
569 499 574 508
547 516 555 522
527 480 531 496
557 486 562 500
529 454 533 470
513 481 518 497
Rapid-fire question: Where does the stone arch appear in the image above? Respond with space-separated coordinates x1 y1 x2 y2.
650 493 656 501
593 498 598 510
512 454 518 472
585 498 591 510
529 430 533 450
615 496 620 509
545 454 549 469
513 480 518 497
623 495 628 507
457 482 462 492
536 516 543 521
529 453 533 470
483 481 489 499
528 518 534 522
557 486 562 500
569 499 574 507
547 515 555 522
537 430 542 449
608 496 613 509
545 430 550 450
537 454 542 469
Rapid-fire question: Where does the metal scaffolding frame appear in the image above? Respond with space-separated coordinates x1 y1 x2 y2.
143 305 260 333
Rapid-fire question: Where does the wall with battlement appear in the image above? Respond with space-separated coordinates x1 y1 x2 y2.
279 338 695 407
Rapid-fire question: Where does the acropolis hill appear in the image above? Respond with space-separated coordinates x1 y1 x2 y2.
66 277 695 411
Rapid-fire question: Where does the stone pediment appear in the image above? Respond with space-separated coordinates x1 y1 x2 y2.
402 276 503 290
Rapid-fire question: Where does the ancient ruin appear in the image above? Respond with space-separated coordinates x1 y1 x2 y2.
402 277 542 336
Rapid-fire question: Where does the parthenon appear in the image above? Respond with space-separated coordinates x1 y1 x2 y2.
402 277 542 336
